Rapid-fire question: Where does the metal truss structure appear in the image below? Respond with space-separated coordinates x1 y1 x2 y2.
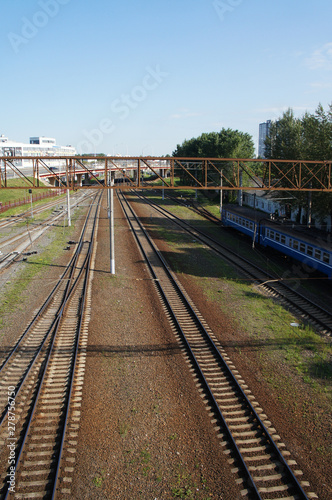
0 156 331 192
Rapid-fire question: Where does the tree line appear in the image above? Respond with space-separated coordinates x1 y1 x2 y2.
172 129 255 198
172 128 255 158
171 104 332 228
264 104 332 226
264 103 332 161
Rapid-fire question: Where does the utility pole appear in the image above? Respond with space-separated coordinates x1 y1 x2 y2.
219 170 223 214
29 189 33 218
67 189 71 226
238 170 243 207
108 170 115 274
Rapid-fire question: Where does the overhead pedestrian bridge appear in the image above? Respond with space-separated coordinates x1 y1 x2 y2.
0 156 331 192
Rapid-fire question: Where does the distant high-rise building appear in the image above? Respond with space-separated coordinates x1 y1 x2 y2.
258 120 271 158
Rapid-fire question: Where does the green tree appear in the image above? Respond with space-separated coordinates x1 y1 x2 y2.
264 108 303 159
302 103 332 161
172 129 255 198
264 104 332 228
173 128 254 158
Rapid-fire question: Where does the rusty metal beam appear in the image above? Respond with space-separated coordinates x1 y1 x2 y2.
0 156 331 192
140 158 170 187
75 158 104 187
107 158 136 186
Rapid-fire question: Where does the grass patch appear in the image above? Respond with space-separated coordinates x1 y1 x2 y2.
0 205 85 346
141 195 332 397
118 421 130 437
148 196 331 383
209 278 332 387
171 469 198 499
0 177 67 218
92 470 105 488
0 177 50 206
0 215 81 321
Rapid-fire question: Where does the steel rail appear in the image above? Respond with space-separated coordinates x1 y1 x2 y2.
51 191 100 499
1 191 101 499
158 191 221 224
0 191 88 268
118 190 311 500
0 191 97 375
0 189 87 229
0 196 65 228
132 191 332 334
117 192 262 498
0 195 97 432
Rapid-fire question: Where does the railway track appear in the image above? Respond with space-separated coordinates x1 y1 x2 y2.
118 190 318 499
132 191 332 336
0 194 68 230
0 191 101 499
0 191 89 271
160 192 221 224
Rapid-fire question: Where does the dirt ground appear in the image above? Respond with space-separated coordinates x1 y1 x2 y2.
0 192 331 499
69 195 242 499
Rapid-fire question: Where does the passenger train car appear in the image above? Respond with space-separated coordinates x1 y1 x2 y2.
222 206 332 279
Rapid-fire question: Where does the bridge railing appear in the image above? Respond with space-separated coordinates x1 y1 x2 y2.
0 156 331 192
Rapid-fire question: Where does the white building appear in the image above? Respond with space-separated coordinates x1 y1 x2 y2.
242 190 294 218
0 135 76 167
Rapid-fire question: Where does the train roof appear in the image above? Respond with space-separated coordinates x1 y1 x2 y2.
223 204 332 250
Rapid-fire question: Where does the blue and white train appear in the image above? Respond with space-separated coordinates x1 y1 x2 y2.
222 206 332 279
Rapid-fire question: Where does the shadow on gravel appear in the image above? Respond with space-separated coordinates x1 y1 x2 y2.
85 343 182 357
307 359 332 380
221 338 329 351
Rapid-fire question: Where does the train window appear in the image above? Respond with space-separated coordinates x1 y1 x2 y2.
236 216 239 223
300 243 305 252
323 252 330 263
250 222 254 230
281 235 286 244
275 233 280 242
314 249 321 260
307 246 313 256
292 240 299 250
266 229 270 237
269 230 274 239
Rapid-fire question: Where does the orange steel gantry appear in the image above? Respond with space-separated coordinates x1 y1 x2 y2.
0 156 331 192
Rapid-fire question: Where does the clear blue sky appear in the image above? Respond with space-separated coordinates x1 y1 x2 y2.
1 0 332 156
